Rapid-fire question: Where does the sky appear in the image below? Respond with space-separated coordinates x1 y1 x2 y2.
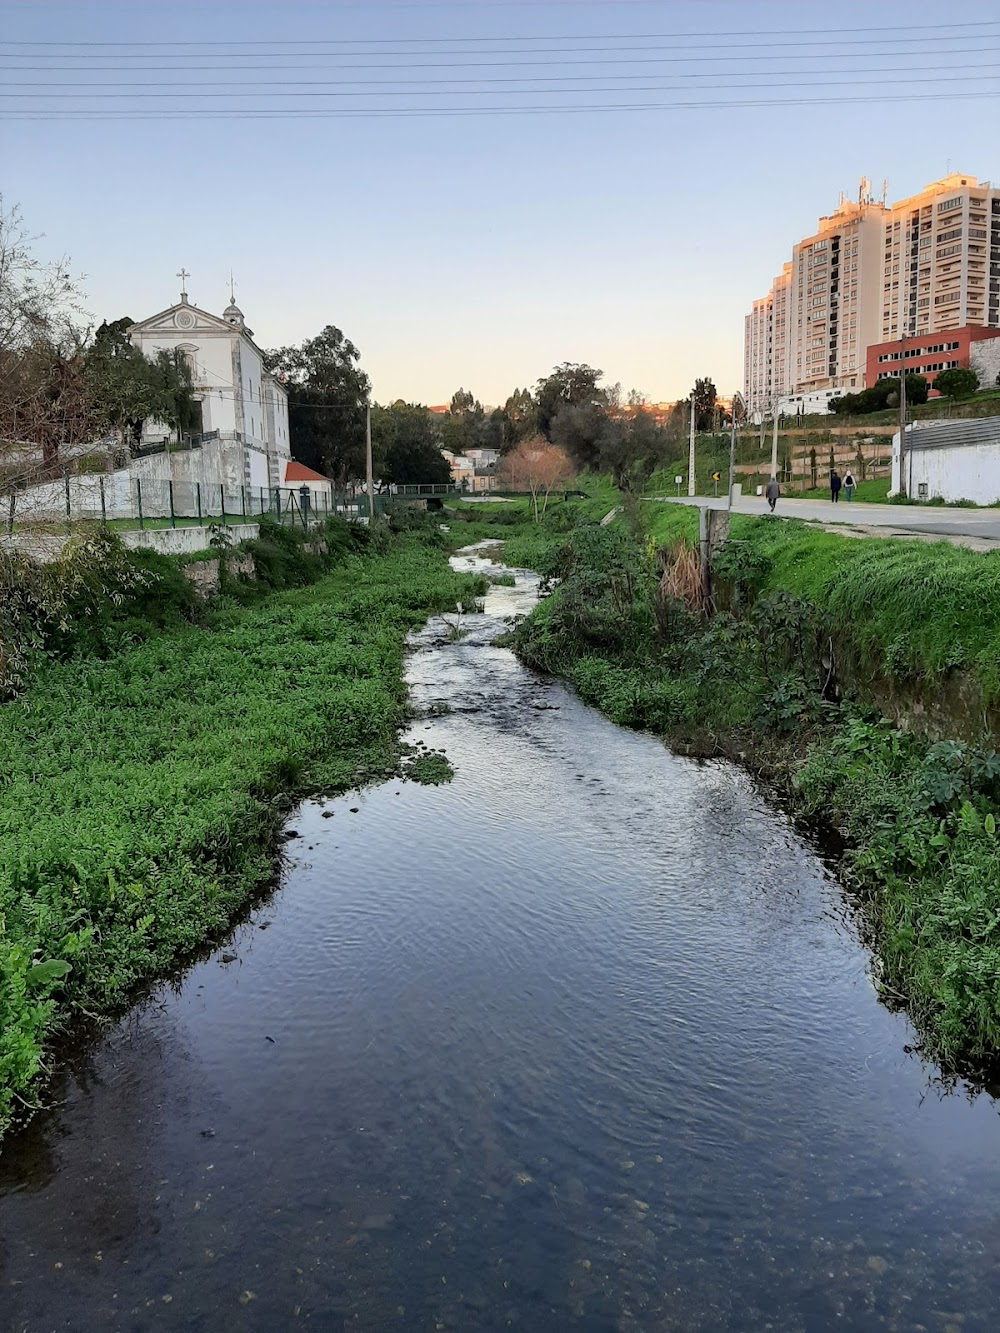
2 0 998 407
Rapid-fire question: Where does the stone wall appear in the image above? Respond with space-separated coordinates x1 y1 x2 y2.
182 550 257 598
970 337 1000 391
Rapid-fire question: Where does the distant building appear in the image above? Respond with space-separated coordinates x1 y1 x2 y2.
128 277 290 491
282 460 334 509
867 325 1000 390
744 172 1000 412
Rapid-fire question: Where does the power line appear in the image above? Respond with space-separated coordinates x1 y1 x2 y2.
6 89 997 120
9 73 1000 99
10 61 1000 88
3 19 997 45
2 46 997 76
3 34 999 59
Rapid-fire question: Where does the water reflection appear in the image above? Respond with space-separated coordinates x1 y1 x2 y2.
1 549 999 1331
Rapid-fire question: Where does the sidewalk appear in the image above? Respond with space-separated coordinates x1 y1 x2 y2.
649 494 1000 547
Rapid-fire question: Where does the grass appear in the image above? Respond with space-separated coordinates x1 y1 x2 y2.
643 506 1000 701
0 536 482 1138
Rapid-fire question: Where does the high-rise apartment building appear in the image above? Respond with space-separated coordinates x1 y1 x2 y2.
882 173 1000 342
743 173 1000 413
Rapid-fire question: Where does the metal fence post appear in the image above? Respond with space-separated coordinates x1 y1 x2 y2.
6 491 14 535
136 477 144 531
99 474 107 525
168 479 176 528
64 470 72 534
196 481 202 526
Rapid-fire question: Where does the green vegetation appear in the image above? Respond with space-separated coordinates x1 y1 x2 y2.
0 524 482 1137
830 372 928 416
463 492 1000 1074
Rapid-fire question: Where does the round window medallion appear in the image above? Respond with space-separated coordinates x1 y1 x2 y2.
176 310 195 329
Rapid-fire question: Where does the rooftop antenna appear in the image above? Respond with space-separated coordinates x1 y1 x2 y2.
881 179 888 206
228 270 237 304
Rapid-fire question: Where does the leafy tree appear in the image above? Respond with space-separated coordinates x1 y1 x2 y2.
372 401 451 486
264 325 371 485
84 318 195 456
535 363 605 441
830 373 928 416
449 387 477 416
933 367 979 400
550 400 610 473
691 377 717 432
501 387 537 447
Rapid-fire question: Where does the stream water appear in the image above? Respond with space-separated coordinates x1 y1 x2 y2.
2 548 1000 1332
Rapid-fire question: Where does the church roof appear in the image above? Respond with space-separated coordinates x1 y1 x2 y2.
129 299 257 350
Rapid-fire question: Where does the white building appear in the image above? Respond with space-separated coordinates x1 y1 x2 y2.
891 416 1000 504
128 278 290 491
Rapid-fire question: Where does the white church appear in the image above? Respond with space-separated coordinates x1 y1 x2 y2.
127 273 296 493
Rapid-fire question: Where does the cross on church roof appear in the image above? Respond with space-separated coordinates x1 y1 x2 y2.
177 268 190 303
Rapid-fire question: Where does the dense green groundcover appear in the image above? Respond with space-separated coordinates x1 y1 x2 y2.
454 487 1000 1075
0 532 480 1137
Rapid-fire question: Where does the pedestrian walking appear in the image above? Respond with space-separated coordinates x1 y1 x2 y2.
830 469 842 503
765 478 780 512
843 470 856 502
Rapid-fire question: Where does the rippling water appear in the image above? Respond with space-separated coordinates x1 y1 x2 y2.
2 548 1000 1332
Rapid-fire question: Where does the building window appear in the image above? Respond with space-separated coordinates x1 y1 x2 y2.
938 197 964 213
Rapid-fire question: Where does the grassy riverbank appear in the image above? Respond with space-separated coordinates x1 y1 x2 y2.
0 530 480 1137
456 486 1000 1075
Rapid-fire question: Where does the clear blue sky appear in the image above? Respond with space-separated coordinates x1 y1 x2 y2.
2 0 998 406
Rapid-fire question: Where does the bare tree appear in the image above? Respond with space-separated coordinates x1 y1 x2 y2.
500 435 573 521
0 197 89 478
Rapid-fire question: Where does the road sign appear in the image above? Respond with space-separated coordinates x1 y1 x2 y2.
674 475 683 485
711 471 721 481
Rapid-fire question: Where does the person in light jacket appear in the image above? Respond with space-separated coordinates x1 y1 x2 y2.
830 469 842 503
765 478 780 512
843 470 856 501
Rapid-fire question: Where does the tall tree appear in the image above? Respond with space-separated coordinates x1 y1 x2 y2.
84 318 195 457
372 401 451 486
501 387 537 447
535 363 606 441
264 325 371 485
691 377 717 432
0 197 89 474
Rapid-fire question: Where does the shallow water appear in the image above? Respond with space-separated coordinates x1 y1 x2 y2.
2 550 999 1332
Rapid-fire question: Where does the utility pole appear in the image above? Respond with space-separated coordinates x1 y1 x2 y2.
898 324 908 498
365 402 376 522
770 401 780 481
727 407 737 508
687 393 696 496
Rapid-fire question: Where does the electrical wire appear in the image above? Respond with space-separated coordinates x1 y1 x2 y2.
6 89 997 120
8 73 1000 99
8 60 1000 88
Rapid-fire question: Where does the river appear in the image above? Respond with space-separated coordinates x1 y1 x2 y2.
2 547 999 1332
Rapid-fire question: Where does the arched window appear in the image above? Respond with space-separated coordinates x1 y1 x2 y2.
176 343 199 381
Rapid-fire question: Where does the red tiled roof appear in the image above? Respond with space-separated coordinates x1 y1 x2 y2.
284 460 331 483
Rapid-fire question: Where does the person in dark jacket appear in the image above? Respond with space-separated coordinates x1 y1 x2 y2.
765 478 780 512
830 469 842 503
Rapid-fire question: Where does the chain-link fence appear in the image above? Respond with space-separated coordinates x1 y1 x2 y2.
2 475 392 535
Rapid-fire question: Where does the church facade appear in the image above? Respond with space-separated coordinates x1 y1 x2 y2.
128 279 291 491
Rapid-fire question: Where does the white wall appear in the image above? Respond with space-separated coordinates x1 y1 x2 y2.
891 427 1000 503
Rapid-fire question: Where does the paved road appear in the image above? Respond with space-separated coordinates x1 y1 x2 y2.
649 494 1000 544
